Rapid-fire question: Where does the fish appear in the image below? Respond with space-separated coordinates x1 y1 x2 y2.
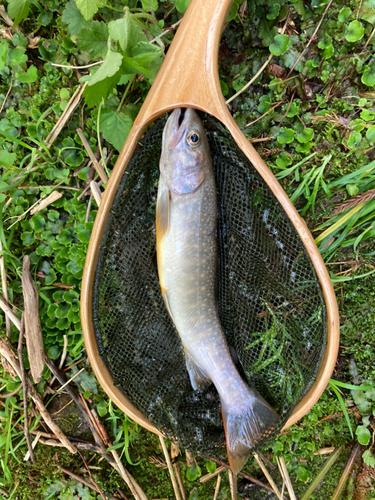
156 107 279 473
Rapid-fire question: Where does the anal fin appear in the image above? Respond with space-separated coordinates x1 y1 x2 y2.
185 351 211 390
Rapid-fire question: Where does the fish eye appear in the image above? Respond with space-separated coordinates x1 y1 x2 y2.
186 131 201 147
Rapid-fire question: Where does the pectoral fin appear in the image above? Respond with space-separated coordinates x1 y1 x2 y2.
156 181 171 242
185 351 211 390
161 289 174 320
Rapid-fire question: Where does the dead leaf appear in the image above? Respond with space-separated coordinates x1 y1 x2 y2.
268 64 286 79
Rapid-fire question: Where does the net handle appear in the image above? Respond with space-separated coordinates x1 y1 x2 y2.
82 0 339 435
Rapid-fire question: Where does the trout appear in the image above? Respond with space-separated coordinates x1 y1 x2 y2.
156 108 279 473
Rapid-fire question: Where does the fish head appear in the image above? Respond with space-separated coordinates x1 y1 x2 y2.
160 108 211 195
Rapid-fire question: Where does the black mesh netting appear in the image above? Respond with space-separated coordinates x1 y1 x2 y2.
92 113 326 456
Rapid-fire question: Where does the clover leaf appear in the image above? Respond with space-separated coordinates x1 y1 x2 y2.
269 34 290 56
345 20 364 42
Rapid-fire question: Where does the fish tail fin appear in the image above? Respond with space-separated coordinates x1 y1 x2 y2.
221 394 279 474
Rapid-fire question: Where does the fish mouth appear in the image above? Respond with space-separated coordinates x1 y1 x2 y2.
167 108 195 150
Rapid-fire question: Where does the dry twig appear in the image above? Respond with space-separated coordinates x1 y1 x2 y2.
228 469 237 500
58 466 106 497
276 456 296 500
159 436 182 500
77 129 109 184
330 442 361 500
246 101 284 128
21 255 44 383
171 443 186 500
0 237 11 339
30 191 63 215
253 452 282 500
213 474 221 500
79 450 107 500
199 455 287 499
0 338 76 453
90 181 102 207
200 465 226 483
18 315 35 462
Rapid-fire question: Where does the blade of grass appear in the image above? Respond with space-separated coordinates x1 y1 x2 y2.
330 380 375 391
300 446 344 500
315 202 367 244
328 382 353 438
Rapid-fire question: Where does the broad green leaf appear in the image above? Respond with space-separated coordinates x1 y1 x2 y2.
16 65 38 83
267 3 280 20
366 125 375 142
75 0 103 21
296 128 314 143
220 80 229 96
362 66 375 86
347 130 362 149
277 128 294 144
108 11 147 56
0 180 10 191
287 101 300 117
186 465 201 481
363 450 375 467
141 0 158 11
172 0 190 13
121 56 151 76
78 22 109 59
47 345 61 360
269 34 290 56
275 153 292 168
205 461 216 474
0 151 16 166
361 109 375 121
359 0 375 24
346 184 358 196
128 41 163 80
8 48 27 68
62 1 92 35
88 49 123 86
338 7 352 22
345 20 364 43
84 71 121 107
296 466 311 482
226 0 241 22
99 108 133 152
12 32 28 48
96 399 108 417
258 95 271 114
7 0 30 27
295 142 312 153
356 425 371 445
